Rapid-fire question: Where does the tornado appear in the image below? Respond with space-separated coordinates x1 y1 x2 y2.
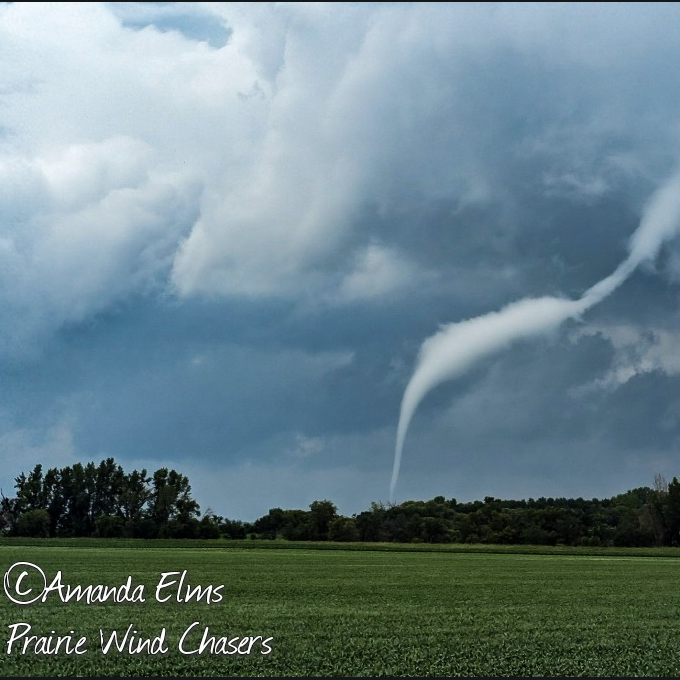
390 172 680 500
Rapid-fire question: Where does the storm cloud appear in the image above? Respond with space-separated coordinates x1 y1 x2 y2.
1 3 680 518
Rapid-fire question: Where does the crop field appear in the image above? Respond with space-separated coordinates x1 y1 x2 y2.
0 541 679 677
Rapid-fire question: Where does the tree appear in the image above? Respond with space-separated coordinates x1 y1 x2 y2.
253 508 287 539
94 514 125 538
14 464 46 513
664 476 680 546
309 500 338 540
220 518 251 539
355 502 389 542
328 517 359 542
15 509 50 537
0 492 19 535
92 458 126 518
149 468 201 538
58 463 93 537
120 468 151 536
422 516 450 543
638 475 669 546
280 510 314 541
199 509 222 539
43 467 65 537
655 474 669 493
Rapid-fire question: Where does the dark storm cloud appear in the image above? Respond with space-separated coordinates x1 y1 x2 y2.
1 3 680 516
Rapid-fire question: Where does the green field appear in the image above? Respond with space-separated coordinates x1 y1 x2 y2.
0 541 679 677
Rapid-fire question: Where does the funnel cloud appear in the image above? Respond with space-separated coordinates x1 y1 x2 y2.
392 173 680 500
2 4 680 521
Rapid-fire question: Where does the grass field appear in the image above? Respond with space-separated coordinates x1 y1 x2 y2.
0 540 679 677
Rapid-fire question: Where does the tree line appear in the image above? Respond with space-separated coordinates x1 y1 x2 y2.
0 459 213 539
3 459 680 547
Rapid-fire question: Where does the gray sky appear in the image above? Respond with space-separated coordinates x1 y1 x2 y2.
1 2 680 521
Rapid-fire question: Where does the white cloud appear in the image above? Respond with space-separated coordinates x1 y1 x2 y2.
337 244 429 302
288 433 325 459
2 2 680 359
0 137 200 357
571 323 680 393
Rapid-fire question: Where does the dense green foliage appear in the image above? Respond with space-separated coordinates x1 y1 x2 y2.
0 543 679 676
247 481 680 548
1 459 214 539
346 489 675 547
5 458 680 548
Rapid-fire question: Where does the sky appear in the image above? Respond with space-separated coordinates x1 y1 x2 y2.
2 2 680 521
